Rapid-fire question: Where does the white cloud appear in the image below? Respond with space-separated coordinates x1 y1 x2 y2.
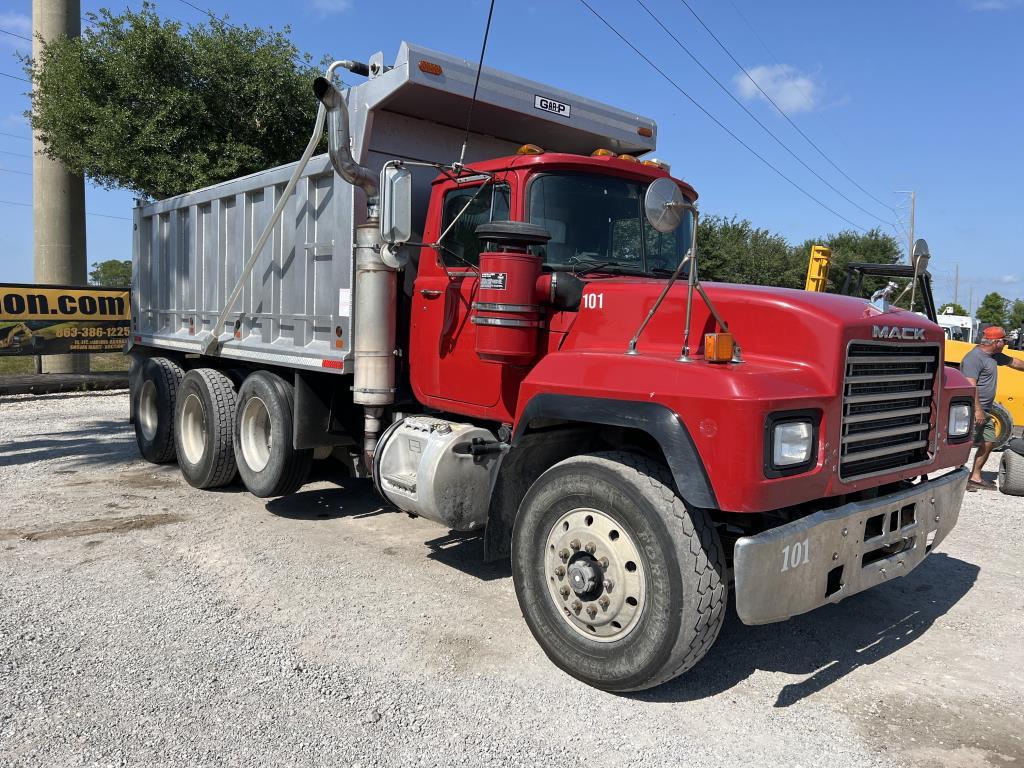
0 12 31 52
733 64 819 113
999 274 1020 284
969 0 1021 10
309 0 352 13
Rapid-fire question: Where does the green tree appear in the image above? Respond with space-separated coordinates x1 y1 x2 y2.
27 4 318 199
696 215 794 287
1008 298 1024 331
976 292 1008 326
939 302 969 316
88 259 132 288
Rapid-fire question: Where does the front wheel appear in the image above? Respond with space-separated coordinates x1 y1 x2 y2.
511 451 727 692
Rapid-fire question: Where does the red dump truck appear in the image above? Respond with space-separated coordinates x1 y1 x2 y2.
128 42 974 691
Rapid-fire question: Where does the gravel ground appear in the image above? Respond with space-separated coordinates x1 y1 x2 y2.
1 391 1022 768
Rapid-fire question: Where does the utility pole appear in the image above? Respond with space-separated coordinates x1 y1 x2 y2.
907 190 915 265
33 0 87 374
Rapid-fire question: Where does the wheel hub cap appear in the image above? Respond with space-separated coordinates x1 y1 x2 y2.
544 507 647 642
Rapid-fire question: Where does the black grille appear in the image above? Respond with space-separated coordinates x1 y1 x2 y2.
840 343 938 480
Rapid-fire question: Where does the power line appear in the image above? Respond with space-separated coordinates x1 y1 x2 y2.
0 199 131 220
636 0 890 229
0 149 31 158
1 71 30 83
0 27 31 42
0 167 32 176
0 132 31 141
717 0 899 218
577 0 866 231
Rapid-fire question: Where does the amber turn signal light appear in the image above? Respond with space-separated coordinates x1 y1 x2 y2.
704 332 734 363
418 60 443 76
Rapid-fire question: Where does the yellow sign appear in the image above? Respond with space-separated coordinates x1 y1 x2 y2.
0 283 130 356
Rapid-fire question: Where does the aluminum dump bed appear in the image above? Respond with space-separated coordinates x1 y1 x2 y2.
131 41 658 372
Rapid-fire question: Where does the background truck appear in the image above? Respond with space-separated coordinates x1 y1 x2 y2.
128 42 974 691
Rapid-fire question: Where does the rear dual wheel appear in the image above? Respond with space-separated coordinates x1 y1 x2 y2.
233 371 312 497
174 368 239 489
133 357 186 464
512 451 727 692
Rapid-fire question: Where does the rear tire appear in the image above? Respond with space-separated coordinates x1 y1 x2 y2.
998 449 1024 496
233 371 312 497
511 451 727 692
133 357 184 464
174 368 238 489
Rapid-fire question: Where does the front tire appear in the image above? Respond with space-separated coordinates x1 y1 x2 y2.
512 451 727 692
233 371 312 497
998 449 1024 496
174 368 238 489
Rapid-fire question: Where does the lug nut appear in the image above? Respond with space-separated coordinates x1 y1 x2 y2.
560 586 570 599
570 539 581 551
832 552 839 561
599 596 610 610
559 548 570 561
572 600 582 614
599 557 609 569
841 528 848 537
586 604 598 618
584 542 596 555
555 566 566 578
603 579 614 592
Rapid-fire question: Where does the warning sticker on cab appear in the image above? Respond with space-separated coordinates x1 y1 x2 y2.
480 273 507 291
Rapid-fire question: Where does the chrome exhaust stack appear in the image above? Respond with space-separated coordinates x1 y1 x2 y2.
312 77 379 200
313 73 396 468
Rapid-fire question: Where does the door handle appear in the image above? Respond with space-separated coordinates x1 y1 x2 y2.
420 289 442 298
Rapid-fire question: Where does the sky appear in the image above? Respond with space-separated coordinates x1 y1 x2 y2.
1 0 1022 313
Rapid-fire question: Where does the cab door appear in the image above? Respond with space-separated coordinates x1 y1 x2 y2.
410 180 513 410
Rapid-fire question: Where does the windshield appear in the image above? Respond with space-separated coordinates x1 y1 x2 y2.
527 172 692 275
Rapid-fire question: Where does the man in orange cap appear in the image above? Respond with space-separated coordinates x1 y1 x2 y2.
962 326 1024 490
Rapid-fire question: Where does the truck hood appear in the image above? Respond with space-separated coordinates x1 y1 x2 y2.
560 279 947 370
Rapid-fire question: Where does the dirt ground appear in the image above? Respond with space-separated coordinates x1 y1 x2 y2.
1 390 1022 767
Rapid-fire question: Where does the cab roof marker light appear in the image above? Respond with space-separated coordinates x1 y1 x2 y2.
517 144 544 155
643 159 671 173
617 154 639 163
591 148 616 157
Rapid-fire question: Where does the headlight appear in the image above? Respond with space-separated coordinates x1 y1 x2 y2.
773 421 813 466
948 403 971 438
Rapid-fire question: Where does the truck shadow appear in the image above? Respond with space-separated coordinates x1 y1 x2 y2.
634 552 979 706
265 480 391 521
0 421 136 468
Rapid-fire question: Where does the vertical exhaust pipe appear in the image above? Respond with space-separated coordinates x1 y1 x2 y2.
312 77 379 199
314 73 394 468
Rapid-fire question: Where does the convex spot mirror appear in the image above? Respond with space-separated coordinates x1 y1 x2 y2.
644 177 691 233
380 163 412 246
912 238 930 276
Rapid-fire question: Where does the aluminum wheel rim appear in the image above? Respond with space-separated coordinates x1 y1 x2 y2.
544 507 647 642
239 396 272 472
179 393 207 465
138 379 158 442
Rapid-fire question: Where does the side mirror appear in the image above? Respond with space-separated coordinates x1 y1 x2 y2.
644 177 691 233
380 163 412 245
911 238 930 275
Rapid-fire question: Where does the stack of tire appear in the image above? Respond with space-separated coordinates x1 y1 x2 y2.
132 357 312 497
999 437 1024 496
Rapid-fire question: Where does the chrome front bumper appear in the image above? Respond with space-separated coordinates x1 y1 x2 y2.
733 467 968 625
